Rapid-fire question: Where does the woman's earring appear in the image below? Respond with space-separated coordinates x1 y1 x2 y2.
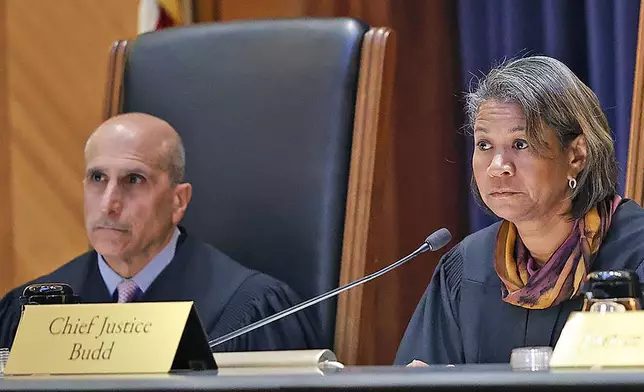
568 178 577 190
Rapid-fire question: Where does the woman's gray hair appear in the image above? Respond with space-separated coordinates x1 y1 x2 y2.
465 56 618 220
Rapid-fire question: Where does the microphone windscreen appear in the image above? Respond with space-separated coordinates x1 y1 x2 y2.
425 228 452 251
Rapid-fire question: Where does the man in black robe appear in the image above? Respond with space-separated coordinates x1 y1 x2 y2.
0 113 322 352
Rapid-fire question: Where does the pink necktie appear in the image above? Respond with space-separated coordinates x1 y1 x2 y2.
116 280 140 303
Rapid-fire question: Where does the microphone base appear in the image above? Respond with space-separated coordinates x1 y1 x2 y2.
582 298 641 312
212 349 343 369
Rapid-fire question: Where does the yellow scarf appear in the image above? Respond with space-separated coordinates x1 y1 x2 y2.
493 196 621 309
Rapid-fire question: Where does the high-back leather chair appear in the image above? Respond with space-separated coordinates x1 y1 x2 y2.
104 18 396 364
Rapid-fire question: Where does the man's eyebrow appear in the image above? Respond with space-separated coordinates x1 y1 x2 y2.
85 167 104 176
84 167 153 177
126 168 151 176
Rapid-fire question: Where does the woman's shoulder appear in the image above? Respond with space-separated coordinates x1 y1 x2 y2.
459 221 503 255
612 198 644 223
595 199 644 270
605 199 644 242
438 221 502 285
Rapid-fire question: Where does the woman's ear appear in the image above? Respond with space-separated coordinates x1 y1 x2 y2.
568 135 588 177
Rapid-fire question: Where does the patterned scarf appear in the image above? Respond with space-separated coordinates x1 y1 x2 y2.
494 195 622 309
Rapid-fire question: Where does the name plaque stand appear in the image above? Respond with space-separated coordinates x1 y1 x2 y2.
4 302 216 375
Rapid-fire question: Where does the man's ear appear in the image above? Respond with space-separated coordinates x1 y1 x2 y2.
172 183 192 225
568 135 588 178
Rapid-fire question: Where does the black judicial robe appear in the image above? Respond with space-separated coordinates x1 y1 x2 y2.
395 199 644 365
0 229 323 352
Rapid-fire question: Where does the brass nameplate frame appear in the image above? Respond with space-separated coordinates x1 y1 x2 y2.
550 311 644 368
4 302 216 375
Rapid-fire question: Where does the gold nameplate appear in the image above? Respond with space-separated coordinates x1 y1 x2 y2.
550 311 644 368
4 302 216 375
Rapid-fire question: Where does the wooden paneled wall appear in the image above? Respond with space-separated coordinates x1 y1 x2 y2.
0 0 138 293
0 0 12 293
195 0 468 365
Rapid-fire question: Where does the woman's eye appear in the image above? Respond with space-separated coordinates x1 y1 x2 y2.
476 140 492 151
513 139 529 150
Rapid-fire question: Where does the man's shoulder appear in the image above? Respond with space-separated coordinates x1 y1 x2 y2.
34 251 95 283
1 251 95 302
235 270 294 300
182 235 293 296
207 243 290 291
186 237 257 280
179 236 303 330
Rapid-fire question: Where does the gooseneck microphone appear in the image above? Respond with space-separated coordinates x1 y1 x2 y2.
208 228 452 349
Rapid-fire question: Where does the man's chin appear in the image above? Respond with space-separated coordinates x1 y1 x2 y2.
90 238 130 258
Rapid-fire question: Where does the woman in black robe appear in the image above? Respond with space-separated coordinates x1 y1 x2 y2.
395 56 644 365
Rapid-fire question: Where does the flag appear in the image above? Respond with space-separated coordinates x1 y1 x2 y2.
137 0 184 34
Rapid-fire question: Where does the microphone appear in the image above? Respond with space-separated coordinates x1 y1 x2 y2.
208 227 452 349
581 270 644 312
18 283 82 310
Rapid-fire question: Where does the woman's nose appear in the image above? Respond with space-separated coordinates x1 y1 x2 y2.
487 153 515 177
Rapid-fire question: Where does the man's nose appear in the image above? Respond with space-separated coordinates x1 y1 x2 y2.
100 181 122 215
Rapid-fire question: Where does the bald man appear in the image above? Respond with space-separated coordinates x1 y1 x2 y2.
0 113 322 352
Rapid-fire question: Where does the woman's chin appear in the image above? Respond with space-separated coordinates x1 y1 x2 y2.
486 202 533 223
